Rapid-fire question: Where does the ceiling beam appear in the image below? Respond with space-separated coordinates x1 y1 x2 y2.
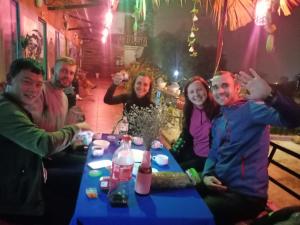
47 2 100 10
67 14 98 25
81 38 100 41
68 26 97 31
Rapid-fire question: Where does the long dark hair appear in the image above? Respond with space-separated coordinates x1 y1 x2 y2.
183 76 219 130
130 72 153 103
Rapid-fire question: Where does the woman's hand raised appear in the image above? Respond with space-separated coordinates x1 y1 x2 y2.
112 72 124 86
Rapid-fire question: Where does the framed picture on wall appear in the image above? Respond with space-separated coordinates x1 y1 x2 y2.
38 18 47 78
60 32 66 56
0 0 18 82
55 30 60 59
67 40 78 61
47 25 55 79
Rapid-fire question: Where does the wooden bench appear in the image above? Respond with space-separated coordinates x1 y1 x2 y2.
268 140 300 200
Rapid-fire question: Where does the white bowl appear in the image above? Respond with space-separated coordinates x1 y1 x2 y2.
132 137 143 146
92 149 104 157
107 135 116 141
93 140 110 149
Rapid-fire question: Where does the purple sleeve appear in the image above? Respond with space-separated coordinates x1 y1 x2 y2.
271 91 300 127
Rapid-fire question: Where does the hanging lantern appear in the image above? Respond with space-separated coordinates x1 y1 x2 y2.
255 0 271 26
265 23 277 52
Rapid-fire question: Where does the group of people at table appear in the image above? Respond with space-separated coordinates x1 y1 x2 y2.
0 57 299 225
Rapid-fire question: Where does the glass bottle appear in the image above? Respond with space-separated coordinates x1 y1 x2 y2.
108 135 134 207
135 149 152 195
119 116 129 135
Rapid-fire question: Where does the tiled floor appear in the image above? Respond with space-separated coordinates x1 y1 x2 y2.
77 75 123 134
78 75 300 209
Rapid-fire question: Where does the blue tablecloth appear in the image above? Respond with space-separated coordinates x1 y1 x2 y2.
70 134 215 225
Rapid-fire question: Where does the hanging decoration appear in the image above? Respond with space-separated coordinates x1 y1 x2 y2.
132 0 147 32
210 0 300 31
132 0 186 32
126 0 300 73
187 0 200 57
265 22 276 52
214 0 228 74
209 0 299 68
254 0 271 25
254 0 276 52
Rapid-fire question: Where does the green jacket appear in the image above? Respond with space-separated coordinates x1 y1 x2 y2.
0 94 78 216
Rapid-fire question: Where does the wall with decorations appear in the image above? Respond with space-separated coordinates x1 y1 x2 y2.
0 0 81 83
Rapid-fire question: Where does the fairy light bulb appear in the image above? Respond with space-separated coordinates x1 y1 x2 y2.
193 14 198 22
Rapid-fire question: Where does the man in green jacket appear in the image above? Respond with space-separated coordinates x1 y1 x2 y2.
0 58 90 223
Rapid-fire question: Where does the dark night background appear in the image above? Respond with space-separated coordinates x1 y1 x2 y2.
151 3 300 83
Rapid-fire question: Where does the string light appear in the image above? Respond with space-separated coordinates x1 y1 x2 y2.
187 0 200 57
192 14 198 22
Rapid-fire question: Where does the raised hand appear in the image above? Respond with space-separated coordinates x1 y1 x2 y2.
112 72 124 86
237 68 272 100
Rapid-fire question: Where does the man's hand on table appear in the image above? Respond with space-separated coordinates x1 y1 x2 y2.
75 122 92 133
203 176 228 192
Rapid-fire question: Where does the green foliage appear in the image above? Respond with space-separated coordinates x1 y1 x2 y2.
270 126 300 135
125 104 170 149
20 36 29 49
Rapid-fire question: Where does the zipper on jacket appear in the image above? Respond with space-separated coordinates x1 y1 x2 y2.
241 156 245 178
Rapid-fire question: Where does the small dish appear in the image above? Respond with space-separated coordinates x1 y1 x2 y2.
152 154 168 166
92 148 104 157
107 135 116 141
93 140 110 149
132 137 143 146
151 140 163 149
88 160 112 169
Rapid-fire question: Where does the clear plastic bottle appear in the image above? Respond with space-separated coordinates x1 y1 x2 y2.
119 116 129 135
108 135 134 207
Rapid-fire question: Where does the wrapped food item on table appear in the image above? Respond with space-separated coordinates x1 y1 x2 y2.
291 135 300 144
151 169 200 190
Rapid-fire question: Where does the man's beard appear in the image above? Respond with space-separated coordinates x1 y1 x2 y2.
54 78 70 89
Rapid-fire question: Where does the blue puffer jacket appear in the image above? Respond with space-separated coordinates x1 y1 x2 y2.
203 100 288 198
